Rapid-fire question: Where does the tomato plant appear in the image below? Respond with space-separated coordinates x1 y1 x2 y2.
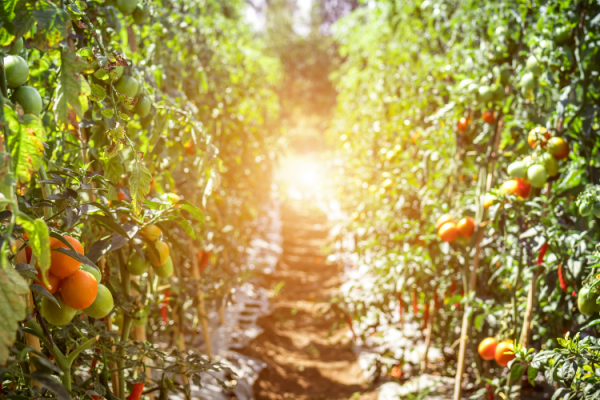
0 0 281 398
328 0 600 398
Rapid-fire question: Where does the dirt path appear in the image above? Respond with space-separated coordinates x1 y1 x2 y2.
240 202 376 400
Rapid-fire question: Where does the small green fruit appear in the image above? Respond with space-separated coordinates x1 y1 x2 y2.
578 287 600 316
41 294 77 326
152 256 173 278
8 38 23 55
478 85 493 103
4 55 29 88
507 161 527 179
113 65 124 81
116 0 139 15
84 284 114 319
81 264 102 282
114 76 139 98
132 5 150 23
134 96 151 118
11 86 42 115
541 153 559 177
527 164 547 188
526 55 542 76
593 202 600 218
579 202 592 217
127 251 151 276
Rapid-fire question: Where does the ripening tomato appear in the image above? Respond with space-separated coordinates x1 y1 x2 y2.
457 117 470 133
483 194 497 209
548 137 569 160
494 340 515 367
482 111 495 124
435 214 453 230
457 217 475 238
438 222 459 242
527 126 551 148
478 337 498 360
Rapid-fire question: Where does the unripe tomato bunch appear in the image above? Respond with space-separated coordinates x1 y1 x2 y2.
38 236 114 326
484 126 570 207
3 41 43 116
128 224 174 279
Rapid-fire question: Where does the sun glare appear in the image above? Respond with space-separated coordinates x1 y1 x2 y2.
277 154 328 200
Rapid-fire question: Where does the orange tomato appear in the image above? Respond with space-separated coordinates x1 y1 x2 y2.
438 222 459 242
435 214 453 230
500 179 531 199
140 224 161 242
482 111 495 124
527 126 551 148
61 270 98 310
118 191 128 201
494 340 516 367
35 269 62 295
457 217 476 238
50 236 85 278
548 137 569 160
147 241 170 267
457 117 470 133
184 142 195 155
478 337 498 360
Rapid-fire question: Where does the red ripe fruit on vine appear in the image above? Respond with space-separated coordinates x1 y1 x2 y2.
438 222 459 242
482 110 495 124
457 117 470 133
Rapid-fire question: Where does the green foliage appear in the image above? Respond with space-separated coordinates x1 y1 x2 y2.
329 0 600 397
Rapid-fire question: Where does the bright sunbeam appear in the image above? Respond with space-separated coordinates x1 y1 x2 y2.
276 154 329 200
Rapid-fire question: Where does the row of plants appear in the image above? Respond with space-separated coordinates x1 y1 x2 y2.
0 0 281 398
329 0 600 398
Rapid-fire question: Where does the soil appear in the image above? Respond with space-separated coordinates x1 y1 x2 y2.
240 201 376 400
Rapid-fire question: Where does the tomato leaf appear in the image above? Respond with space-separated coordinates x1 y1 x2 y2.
54 48 91 131
16 214 51 273
129 160 152 216
6 109 46 183
0 254 29 365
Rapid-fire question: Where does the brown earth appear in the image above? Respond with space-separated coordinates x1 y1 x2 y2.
240 201 376 400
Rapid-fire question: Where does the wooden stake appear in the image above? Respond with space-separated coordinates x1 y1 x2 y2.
453 116 503 400
520 269 540 348
421 297 436 373
188 238 212 357
453 229 485 400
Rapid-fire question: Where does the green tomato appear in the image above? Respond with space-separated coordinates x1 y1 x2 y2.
579 202 592 217
134 96 151 118
132 4 150 24
127 251 151 276
4 55 29 88
114 76 139 98
541 153 559 177
478 85 493 103
116 0 138 15
81 264 102 282
133 306 149 326
554 26 571 45
84 284 114 319
519 72 536 91
527 164 547 188
8 38 23 55
152 256 173 278
11 86 42 115
41 294 77 326
593 202 600 218
113 65 124 81
492 84 505 101
507 161 527 179
578 287 600 316
526 55 542 76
